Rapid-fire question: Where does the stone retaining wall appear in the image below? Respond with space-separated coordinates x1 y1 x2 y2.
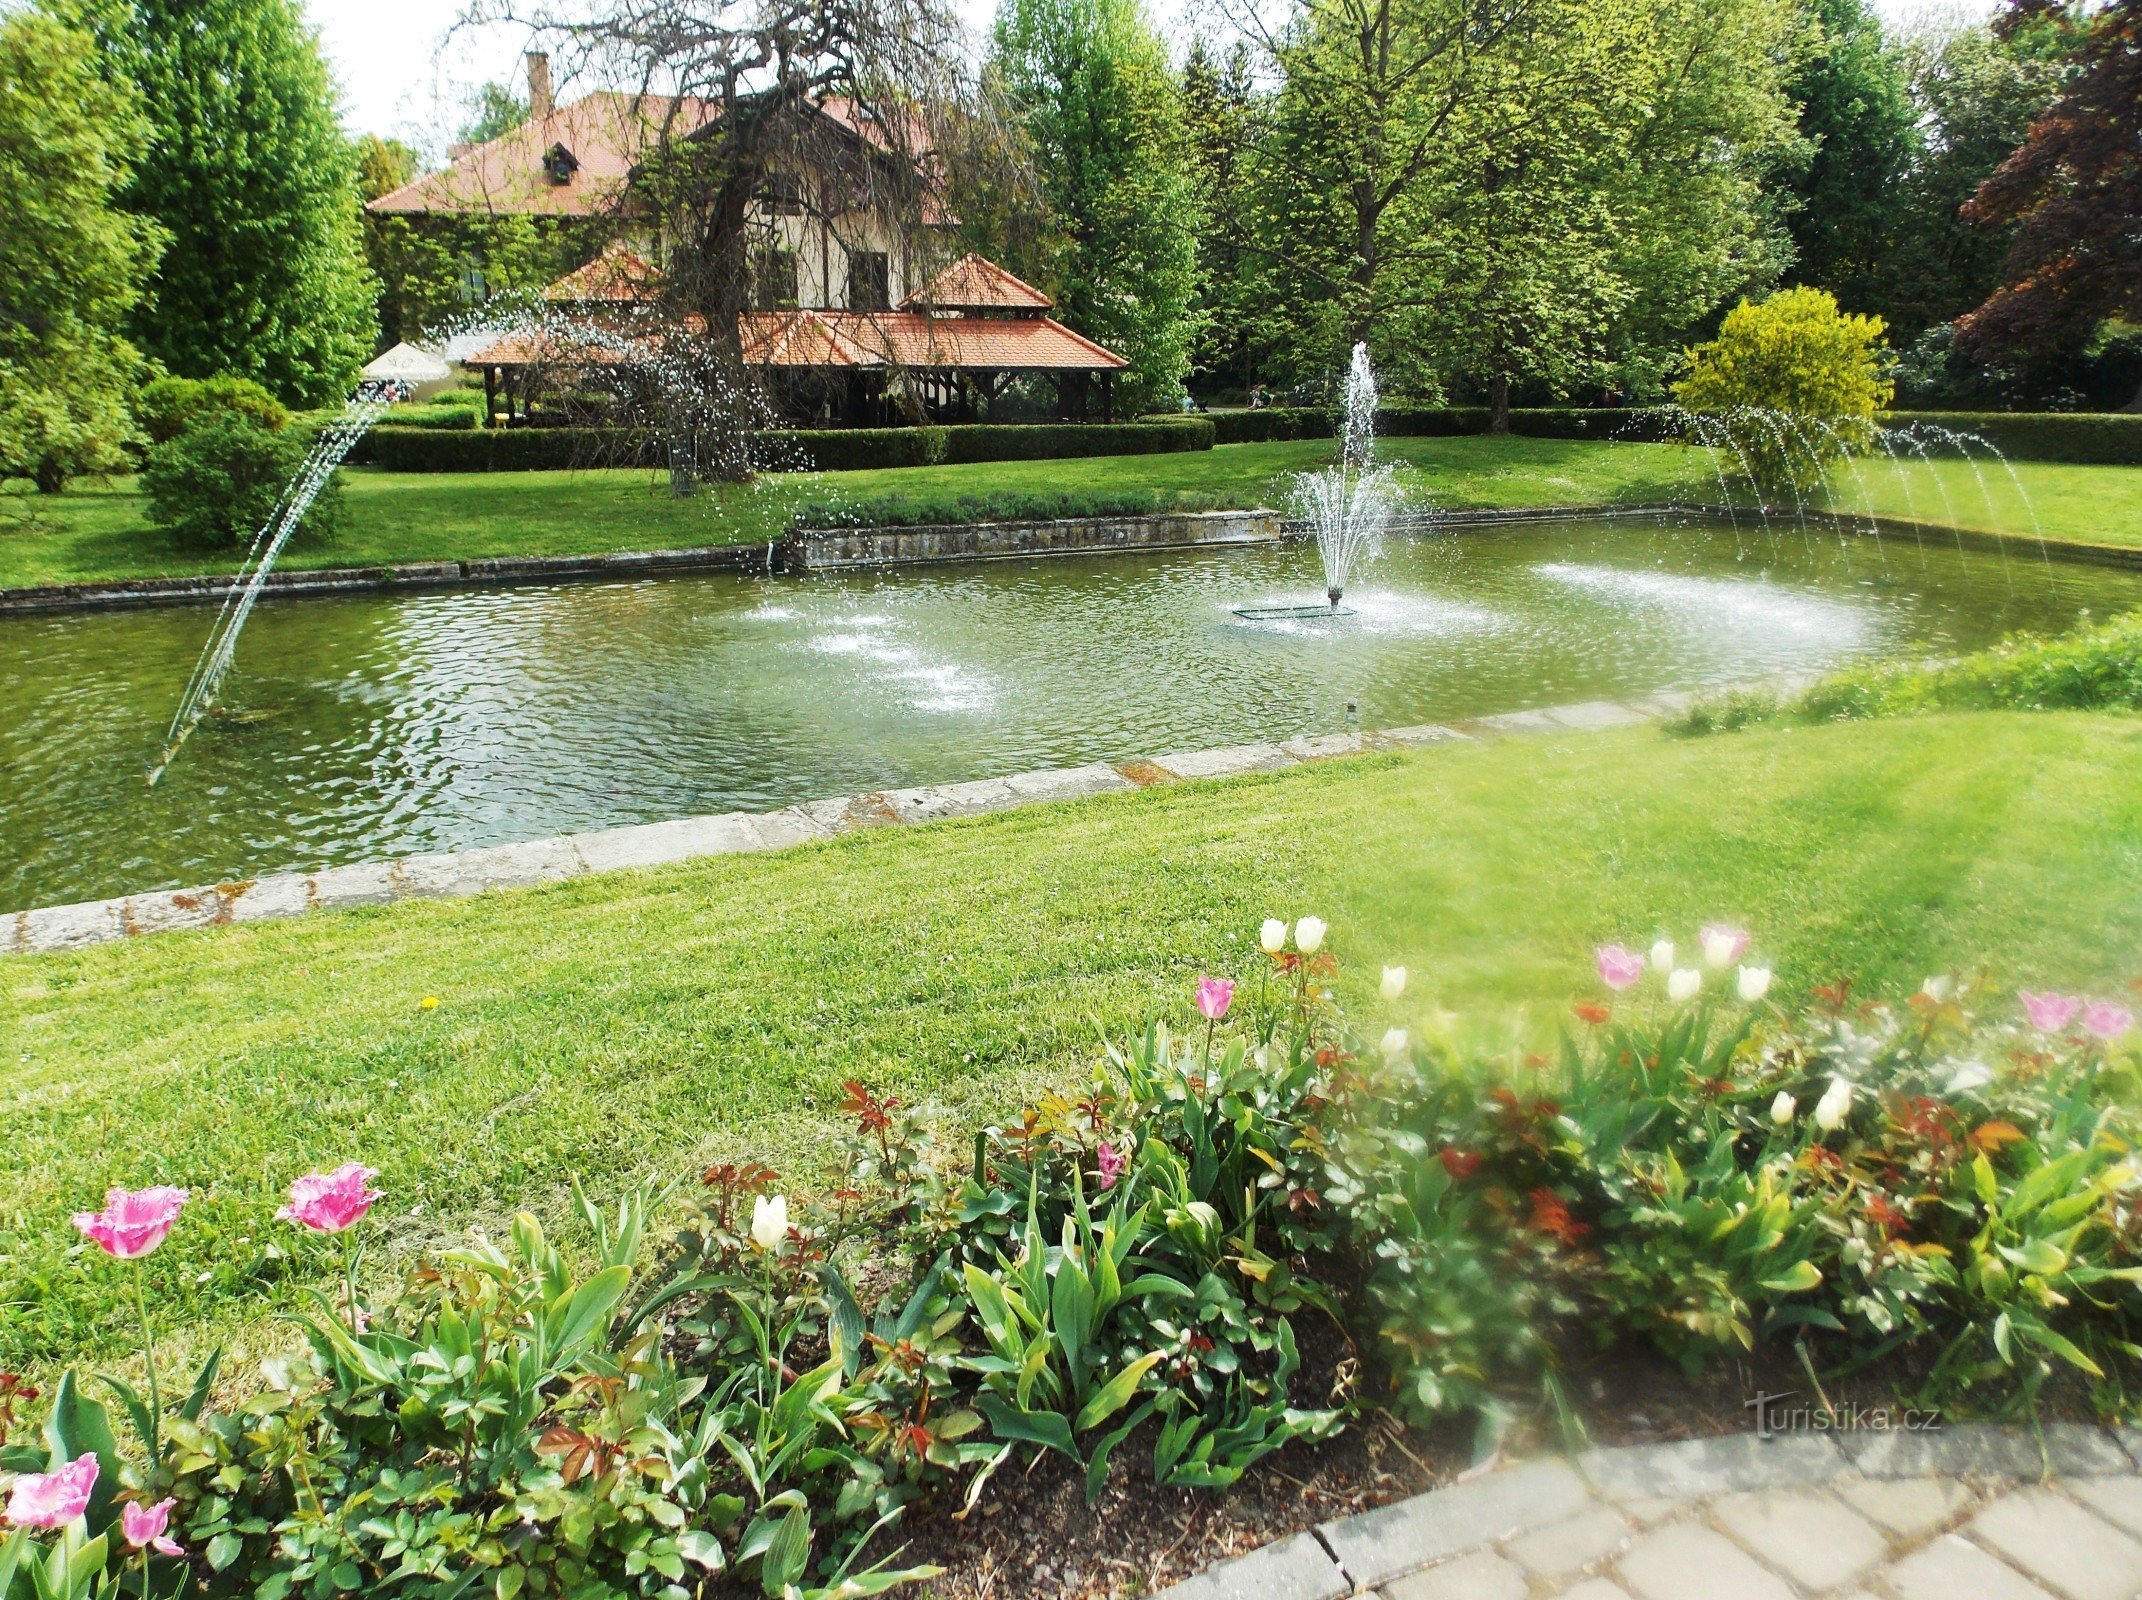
780 508 1289 571
1 681 1765 959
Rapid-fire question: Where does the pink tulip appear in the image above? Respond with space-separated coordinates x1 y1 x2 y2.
278 1163 381 1234
2083 1001 2134 1042
120 1498 182 1556
72 1187 188 1260
1095 1142 1126 1190
2020 991 2080 1033
6 1454 97 1528
1194 977 1235 1021
1595 945 1644 991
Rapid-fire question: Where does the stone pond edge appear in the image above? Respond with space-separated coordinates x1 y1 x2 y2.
1 677 1815 958
1156 1422 2142 1599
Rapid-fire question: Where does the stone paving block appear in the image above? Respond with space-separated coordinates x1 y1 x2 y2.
1472 708 1559 733
1558 1583 1635 1600
1317 1459 1592 1590
1709 1487 1887 1591
1843 1423 2128 1480
570 813 762 874
1380 1549 1527 1600
1579 1431 1845 1500
1279 731 1372 762
1150 1531 1346 1600
120 888 225 938
1611 1495 1691 1528
1614 1523 1794 1600
1838 1474 1975 1539
1150 741 1295 780
1371 723 1468 747
1624 689 1697 717
878 778 1021 825
20 898 123 951
1884 1533 2058 1600
307 860 396 910
1967 1485 2142 1600
0 912 24 956
394 837 582 899
740 807 833 849
2067 1476 2142 1539
1543 700 1650 731
225 873 312 923
1000 761 1137 802
793 794 897 835
1505 1506 1631 1580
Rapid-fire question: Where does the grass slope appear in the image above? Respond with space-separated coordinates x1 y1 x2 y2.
9 710 2142 1371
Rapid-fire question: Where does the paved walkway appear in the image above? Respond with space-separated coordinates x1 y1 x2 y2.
1157 1425 2142 1600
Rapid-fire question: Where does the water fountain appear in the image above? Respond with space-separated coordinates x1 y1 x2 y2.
1235 343 1405 621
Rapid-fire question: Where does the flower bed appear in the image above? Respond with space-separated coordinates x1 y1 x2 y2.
4 923 2138 1599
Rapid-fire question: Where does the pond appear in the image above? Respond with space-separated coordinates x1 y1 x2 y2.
3 515 2133 912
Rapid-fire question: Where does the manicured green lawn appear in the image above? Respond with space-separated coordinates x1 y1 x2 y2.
9 709 2142 1373
1820 455 2142 551
0 436 1714 590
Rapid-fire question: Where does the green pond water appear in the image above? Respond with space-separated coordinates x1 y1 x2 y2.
3 516 2134 913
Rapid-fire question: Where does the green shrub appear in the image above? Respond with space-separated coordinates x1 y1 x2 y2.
937 418 1214 462
139 411 342 549
379 398 480 431
134 373 289 445
1674 610 2142 735
1881 410 2142 466
772 425 948 472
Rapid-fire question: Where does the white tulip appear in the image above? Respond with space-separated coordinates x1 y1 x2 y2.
1668 967 1702 1003
1381 965 1408 1001
1701 931 1738 969
1650 939 1676 972
1921 975 1953 1003
1738 966 1773 1003
1295 916 1327 954
1770 1091 1796 1125
1259 918 1288 954
1380 1027 1410 1062
750 1193 790 1252
1814 1078 1853 1132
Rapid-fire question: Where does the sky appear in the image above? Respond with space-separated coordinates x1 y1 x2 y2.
309 0 2004 144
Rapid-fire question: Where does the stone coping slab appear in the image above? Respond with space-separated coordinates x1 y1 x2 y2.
1153 1424 2142 1600
2 677 1788 959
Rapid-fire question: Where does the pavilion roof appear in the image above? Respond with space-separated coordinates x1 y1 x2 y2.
901 253 1053 312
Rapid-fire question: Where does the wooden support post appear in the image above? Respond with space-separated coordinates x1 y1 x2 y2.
483 364 498 428
1100 372 1114 424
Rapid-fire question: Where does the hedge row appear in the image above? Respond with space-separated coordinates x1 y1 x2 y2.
1206 405 1668 445
348 417 1216 474
1880 410 2142 466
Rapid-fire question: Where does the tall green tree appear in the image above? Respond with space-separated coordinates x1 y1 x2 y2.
991 0 1205 404
1776 0 1918 310
84 0 378 405
1180 39 1266 396
0 6 163 492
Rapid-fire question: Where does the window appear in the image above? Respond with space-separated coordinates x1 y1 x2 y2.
542 143 579 186
754 249 800 311
847 252 890 312
458 262 488 304
760 173 805 215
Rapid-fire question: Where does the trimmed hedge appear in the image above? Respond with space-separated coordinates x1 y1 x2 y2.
348 417 1217 473
1880 410 2142 466
1207 404 1668 445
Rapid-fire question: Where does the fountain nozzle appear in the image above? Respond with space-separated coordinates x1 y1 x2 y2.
1327 586 1343 609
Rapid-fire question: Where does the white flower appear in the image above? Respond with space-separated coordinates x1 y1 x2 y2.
1770 1091 1796 1125
1814 1078 1853 1132
1650 939 1676 972
1945 1060 1995 1095
1921 975 1953 1003
1668 967 1702 1003
1294 916 1327 954
1738 966 1773 1003
750 1194 790 1252
1381 965 1408 1001
1259 918 1288 954
1380 1027 1410 1062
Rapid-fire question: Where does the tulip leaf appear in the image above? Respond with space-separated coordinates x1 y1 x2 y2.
43 1372 122 1533
1074 1350 1163 1433
543 1265 632 1366
181 1348 223 1422
972 1394 1079 1462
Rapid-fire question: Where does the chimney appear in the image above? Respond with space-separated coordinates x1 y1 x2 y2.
526 52 554 120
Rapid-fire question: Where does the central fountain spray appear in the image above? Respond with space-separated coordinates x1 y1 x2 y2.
1235 343 1403 621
